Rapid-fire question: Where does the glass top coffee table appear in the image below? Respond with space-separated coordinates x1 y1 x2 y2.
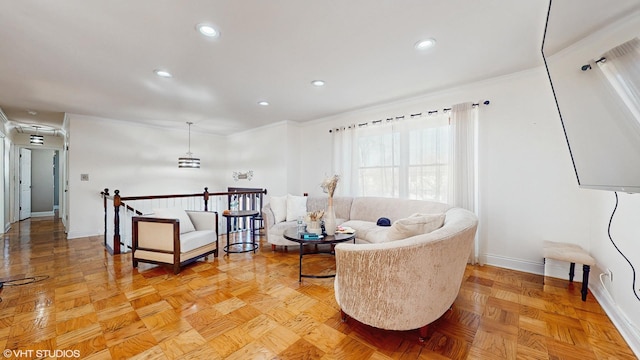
283 227 356 282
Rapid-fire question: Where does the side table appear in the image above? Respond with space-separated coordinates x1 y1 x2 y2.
223 210 259 254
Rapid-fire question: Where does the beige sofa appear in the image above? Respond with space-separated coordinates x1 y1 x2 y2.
335 206 477 341
262 196 453 248
262 196 478 339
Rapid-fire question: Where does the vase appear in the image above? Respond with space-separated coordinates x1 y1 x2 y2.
325 197 336 235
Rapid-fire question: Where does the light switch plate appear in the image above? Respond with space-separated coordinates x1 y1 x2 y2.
80 174 89 181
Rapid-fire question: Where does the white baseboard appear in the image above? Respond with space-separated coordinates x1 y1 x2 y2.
484 253 640 358
31 211 55 217
484 253 544 275
66 230 101 239
589 270 640 358
484 254 589 282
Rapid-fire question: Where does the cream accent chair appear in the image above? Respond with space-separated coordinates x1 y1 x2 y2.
334 207 478 341
132 210 218 274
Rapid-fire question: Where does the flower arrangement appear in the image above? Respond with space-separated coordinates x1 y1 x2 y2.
307 210 325 222
321 174 340 198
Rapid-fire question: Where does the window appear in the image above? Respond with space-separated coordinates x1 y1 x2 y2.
335 114 449 201
406 123 449 202
357 130 399 197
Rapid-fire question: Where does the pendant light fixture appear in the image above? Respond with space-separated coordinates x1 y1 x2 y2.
30 126 44 145
178 122 200 168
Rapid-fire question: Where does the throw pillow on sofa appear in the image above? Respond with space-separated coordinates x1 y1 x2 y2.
387 213 446 241
286 194 307 221
153 208 196 234
270 195 287 223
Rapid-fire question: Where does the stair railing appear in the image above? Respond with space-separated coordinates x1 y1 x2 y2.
101 187 267 254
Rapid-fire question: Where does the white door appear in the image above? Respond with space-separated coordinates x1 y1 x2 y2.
19 148 32 220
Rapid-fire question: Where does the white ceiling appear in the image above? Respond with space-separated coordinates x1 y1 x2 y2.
0 0 638 136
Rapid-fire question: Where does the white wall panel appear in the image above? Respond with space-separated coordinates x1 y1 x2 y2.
67 115 226 238
226 121 290 200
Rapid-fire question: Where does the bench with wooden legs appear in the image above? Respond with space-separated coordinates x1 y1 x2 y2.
543 240 596 301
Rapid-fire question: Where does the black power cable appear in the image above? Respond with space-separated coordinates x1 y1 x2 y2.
0 275 50 303
608 192 640 301
1 275 49 286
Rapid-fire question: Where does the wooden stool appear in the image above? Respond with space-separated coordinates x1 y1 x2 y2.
543 241 596 301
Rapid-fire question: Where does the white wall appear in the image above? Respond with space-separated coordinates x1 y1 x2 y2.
226 121 302 203
589 190 640 349
66 114 227 238
226 122 287 196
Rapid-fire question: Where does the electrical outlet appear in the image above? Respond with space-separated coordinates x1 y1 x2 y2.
606 268 614 282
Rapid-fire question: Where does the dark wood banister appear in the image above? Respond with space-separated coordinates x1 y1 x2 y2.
101 187 267 255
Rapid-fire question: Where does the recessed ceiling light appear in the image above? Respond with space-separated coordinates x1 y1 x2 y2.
154 69 173 78
196 23 220 38
258 101 270 106
414 38 436 51
311 80 325 87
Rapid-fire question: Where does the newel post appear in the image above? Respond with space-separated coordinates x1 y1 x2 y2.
102 188 109 248
203 187 210 211
113 190 121 255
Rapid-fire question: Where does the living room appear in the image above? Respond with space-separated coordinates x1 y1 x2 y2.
1 1 639 358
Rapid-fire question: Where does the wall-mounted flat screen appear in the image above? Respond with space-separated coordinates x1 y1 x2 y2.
542 0 640 193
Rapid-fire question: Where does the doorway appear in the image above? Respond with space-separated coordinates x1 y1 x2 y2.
18 148 60 220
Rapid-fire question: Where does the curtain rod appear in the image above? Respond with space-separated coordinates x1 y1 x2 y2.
329 100 490 133
581 57 606 71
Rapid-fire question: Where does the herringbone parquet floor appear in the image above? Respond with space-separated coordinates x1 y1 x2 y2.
0 214 636 359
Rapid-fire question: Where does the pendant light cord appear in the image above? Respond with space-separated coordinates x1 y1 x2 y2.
187 121 193 156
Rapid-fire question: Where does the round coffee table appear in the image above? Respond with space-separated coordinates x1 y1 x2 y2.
283 227 356 282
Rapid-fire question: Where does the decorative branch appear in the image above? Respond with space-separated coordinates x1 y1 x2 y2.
307 210 325 221
321 174 340 197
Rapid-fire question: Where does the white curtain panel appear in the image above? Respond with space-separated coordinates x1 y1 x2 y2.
332 125 360 196
333 121 401 197
356 122 399 198
448 102 480 264
448 103 477 210
596 37 640 133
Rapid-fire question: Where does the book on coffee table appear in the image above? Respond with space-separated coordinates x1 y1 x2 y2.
336 226 355 234
301 232 324 239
